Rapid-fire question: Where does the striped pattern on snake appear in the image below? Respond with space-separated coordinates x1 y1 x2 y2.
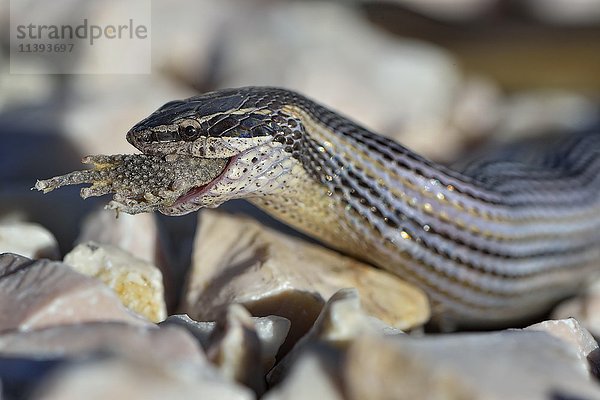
126 87 600 328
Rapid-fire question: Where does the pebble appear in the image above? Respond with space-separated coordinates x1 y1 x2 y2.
64 242 167 322
0 222 60 259
0 253 149 332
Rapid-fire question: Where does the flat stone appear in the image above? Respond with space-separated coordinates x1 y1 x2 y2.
0 323 204 365
0 222 59 259
184 211 429 349
343 330 600 400
31 356 254 400
0 253 148 332
64 242 166 322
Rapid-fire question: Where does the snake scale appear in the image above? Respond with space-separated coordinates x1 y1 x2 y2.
110 87 600 328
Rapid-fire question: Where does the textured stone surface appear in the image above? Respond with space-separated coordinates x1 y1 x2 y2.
0 253 148 332
0 222 59 259
343 331 600 400
64 242 166 322
184 211 429 347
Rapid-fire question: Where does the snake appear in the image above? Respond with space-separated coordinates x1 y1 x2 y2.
64 87 600 328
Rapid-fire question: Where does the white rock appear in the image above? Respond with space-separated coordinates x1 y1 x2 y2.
553 278 600 339
31 356 254 400
161 313 290 372
526 318 599 375
0 323 205 365
0 222 60 259
184 211 429 349
343 330 600 400
0 253 149 331
269 289 402 384
64 242 167 322
206 304 266 394
263 353 343 400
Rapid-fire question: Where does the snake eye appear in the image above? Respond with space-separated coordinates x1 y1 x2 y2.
180 125 199 141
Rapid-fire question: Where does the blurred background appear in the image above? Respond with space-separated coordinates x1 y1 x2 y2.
1 0 600 268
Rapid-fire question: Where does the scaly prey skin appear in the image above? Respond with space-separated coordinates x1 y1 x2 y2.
128 87 600 328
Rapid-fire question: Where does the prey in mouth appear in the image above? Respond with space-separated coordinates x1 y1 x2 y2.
35 87 307 216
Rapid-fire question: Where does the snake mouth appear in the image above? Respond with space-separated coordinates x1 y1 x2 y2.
171 155 237 207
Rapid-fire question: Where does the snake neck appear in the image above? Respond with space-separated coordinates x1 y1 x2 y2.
252 101 600 326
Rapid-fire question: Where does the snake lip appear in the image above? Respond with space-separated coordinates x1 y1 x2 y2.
172 155 237 206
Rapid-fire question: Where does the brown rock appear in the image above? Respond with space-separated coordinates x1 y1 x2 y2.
0 253 148 332
183 211 429 349
64 242 167 322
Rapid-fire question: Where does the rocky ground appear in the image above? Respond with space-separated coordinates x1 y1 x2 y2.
2 0 600 399
2 211 600 399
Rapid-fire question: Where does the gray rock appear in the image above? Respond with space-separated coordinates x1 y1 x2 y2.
161 313 290 372
0 322 204 365
30 356 254 400
343 330 600 400
0 253 148 331
526 318 599 376
269 288 402 385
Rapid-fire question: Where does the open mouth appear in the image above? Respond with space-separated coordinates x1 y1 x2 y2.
171 155 238 207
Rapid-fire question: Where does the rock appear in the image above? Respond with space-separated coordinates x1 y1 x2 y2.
263 352 343 400
31 356 254 400
0 253 148 331
525 0 600 25
525 318 599 375
76 209 178 309
0 323 204 365
553 278 600 339
0 222 60 259
183 211 429 350
269 289 402 384
343 330 600 400
206 304 265 394
64 242 167 322
161 313 290 372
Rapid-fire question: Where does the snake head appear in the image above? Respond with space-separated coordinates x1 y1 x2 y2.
126 87 308 215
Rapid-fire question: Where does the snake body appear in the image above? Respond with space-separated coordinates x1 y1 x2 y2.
127 87 600 328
